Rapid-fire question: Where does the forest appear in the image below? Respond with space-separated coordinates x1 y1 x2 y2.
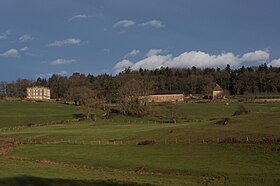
1 63 280 102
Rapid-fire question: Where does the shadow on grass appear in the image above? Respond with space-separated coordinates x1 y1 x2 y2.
72 114 86 119
0 176 155 186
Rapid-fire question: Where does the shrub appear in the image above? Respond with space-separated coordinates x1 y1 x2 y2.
214 118 230 125
233 105 250 116
137 140 155 146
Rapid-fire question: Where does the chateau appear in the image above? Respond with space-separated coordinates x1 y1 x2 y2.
26 87 51 100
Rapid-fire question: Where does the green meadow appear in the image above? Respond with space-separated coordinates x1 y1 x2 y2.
0 101 279 185
0 101 81 128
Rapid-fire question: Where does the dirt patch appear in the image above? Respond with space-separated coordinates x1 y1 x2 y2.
0 137 20 156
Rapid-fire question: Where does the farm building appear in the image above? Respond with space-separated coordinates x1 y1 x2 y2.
26 86 51 100
144 93 185 103
212 84 223 100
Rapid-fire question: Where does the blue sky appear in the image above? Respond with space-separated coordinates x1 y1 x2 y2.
1 0 280 81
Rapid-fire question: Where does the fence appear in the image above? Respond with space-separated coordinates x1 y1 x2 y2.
2 136 278 147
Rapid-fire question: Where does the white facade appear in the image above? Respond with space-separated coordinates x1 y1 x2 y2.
26 87 51 100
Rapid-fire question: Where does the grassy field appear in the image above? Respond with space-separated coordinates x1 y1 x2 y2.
0 101 81 128
0 101 279 185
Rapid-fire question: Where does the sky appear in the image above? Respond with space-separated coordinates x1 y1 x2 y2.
1 0 280 81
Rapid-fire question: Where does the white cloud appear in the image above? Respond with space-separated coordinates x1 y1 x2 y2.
268 58 280 67
48 38 81 47
145 49 163 57
125 49 140 58
0 30 10 40
69 14 88 21
240 50 269 62
131 55 172 71
19 34 33 42
114 50 271 73
140 20 164 28
0 49 19 57
113 20 136 28
20 46 29 52
51 58 76 65
113 59 134 74
36 71 68 79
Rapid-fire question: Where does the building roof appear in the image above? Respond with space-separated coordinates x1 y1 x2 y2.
153 90 185 95
27 86 50 89
213 84 223 91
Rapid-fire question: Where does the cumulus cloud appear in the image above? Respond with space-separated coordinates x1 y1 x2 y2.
166 51 240 69
69 14 88 21
51 58 76 65
0 30 10 40
268 58 280 67
145 49 163 57
140 20 164 28
113 20 136 28
124 49 140 58
131 55 172 71
19 34 33 42
20 46 29 52
240 50 269 62
113 59 134 74
0 49 19 57
48 38 81 47
114 50 271 74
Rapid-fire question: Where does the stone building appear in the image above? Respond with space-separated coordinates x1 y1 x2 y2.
212 84 223 100
26 86 51 100
144 93 185 103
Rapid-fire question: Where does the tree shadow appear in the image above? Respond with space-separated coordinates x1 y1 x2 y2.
0 175 155 186
72 114 86 119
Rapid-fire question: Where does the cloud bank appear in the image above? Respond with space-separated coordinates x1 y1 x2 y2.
269 58 280 67
36 71 67 79
48 38 81 47
114 50 271 74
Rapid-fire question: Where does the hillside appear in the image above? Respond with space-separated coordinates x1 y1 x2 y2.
0 102 279 185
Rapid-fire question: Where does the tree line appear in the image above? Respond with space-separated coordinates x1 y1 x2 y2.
0 63 280 115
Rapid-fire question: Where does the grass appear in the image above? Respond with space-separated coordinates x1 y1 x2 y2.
0 101 81 128
0 101 280 185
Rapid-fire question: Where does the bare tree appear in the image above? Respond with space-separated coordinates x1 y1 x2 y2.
118 79 151 116
66 86 100 120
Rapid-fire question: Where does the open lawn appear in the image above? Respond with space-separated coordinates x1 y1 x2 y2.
0 101 81 128
0 102 279 185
